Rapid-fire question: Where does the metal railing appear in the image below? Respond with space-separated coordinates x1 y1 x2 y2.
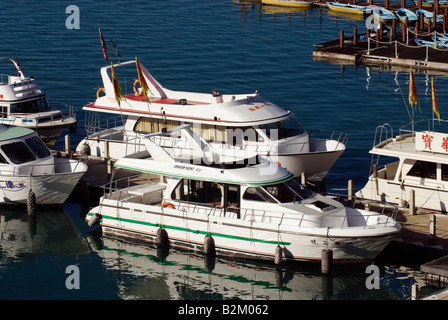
100 173 399 230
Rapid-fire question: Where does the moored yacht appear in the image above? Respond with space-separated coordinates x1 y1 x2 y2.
356 119 448 213
0 57 77 145
0 124 87 205
76 59 347 183
86 125 400 264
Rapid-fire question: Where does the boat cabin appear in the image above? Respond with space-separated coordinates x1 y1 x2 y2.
0 125 54 176
0 57 77 144
357 121 448 211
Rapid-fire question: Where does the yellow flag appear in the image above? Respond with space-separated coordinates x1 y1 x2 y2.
432 77 440 122
135 57 152 100
409 68 420 112
111 62 123 106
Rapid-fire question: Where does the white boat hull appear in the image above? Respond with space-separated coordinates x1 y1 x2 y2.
87 201 399 264
0 158 87 205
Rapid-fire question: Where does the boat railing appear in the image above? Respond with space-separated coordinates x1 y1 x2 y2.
49 102 77 119
84 112 126 138
399 118 448 137
0 73 13 85
307 129 350 151
372 123 394 148
170 198 398 229
3 158 85 176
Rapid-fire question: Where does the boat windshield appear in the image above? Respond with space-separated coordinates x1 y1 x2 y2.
10 97 51 114
25 136 51 158
262 179 313 203
259 118 305 140
1 141 36 164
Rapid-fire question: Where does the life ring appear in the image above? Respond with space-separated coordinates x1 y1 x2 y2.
161 202 175 210
133 79 143 96
96 87 106 98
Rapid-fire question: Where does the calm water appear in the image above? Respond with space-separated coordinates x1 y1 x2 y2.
1 0 448 300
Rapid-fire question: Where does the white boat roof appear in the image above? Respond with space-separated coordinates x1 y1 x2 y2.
114 157 294 186
0 125 35 142
83 59 291 126
0 57 43 101
114 124 294 185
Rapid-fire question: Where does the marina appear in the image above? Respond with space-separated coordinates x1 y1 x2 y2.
5 0 448 301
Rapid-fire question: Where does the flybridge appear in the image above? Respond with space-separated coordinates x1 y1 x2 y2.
0 57 42 100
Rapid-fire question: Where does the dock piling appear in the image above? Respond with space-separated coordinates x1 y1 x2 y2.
412 284 419 300
410 190 416 216
321 249 333 274
340 30 344 48
65 134 71 157
430 214 437 241
348 179 354 202
301 172 307 188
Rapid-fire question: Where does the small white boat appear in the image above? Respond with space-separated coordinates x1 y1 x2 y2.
0 57 77 145
327 2 368 15
86 125 400 264
0 124 87 205
76 59 348 183
356 119 448 213
372 7 397 22
395 8 418 23
416 9 443 23
413 0 448 7
415 39 448 48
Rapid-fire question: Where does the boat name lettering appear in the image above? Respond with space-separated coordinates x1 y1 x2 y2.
0 180 25 190
416 131 448 154
248 103 270 112
174 164 201 172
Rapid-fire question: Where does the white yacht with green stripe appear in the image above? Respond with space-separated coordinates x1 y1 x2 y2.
86 125 400 264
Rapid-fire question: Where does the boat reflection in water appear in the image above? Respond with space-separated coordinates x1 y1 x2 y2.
0 206 90 261
87 234 405 300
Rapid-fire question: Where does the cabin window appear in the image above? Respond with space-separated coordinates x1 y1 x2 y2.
25 136 51 158
442 164 448 181
1 141 36 164
0 106 7 118
243 187 276 202
259 118 305 140
133 117 180 134
9 97 50 114
0 153 8 164
228 127 262 146
171 179 240 208
187 122 227 143
407 160 437 180
263 179 313 203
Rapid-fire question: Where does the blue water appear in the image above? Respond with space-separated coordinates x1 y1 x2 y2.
1 0 448 300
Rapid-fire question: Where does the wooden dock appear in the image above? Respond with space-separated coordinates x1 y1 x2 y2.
312 0 448 71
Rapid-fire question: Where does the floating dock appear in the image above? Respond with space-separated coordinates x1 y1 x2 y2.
312 0 448 71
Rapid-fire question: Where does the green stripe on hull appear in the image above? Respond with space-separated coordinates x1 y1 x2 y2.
89 212 291 246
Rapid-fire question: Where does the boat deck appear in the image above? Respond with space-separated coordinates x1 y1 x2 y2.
123 94 211 105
